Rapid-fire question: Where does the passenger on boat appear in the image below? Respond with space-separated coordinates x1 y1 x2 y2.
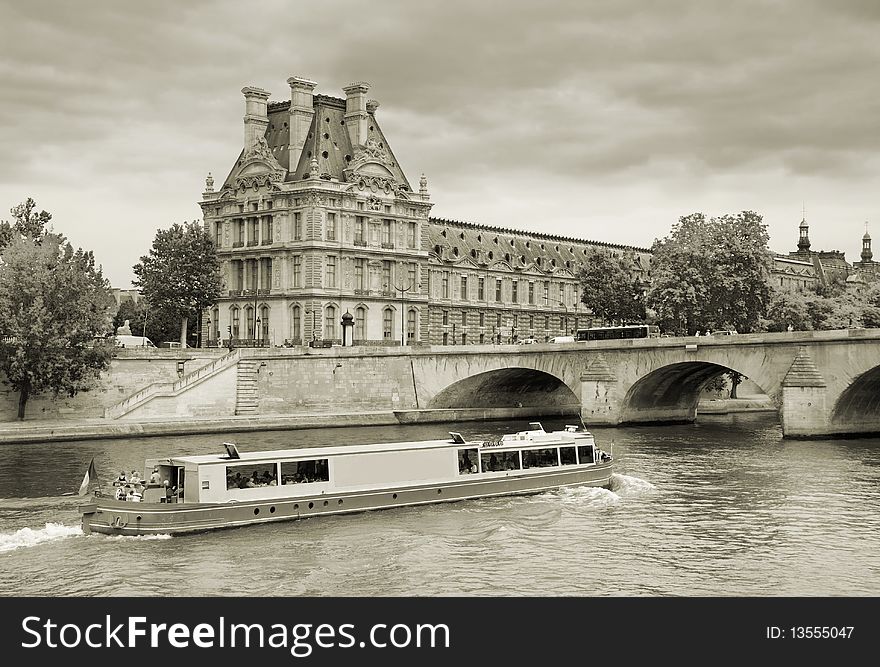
114 471 127 486
149 467 160 484
261 471 276 486
487 453 499 472
130 469 141 484
129 487 142 502
459 453 478 474
114 485 126 501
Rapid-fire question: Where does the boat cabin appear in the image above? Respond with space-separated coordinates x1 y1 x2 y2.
138 423 605 505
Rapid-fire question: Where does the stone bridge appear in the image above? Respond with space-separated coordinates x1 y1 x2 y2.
405 329 880 438
102 329 880 438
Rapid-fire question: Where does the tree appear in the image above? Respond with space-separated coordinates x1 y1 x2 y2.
727 371 744 399
113 297 198 347
0 233 114 420
0 197 52 251
764 289 812 332
133 221 224 346
577 247 646 325
646 211 773 334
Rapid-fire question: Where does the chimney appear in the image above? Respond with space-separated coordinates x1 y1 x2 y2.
342 82 370 148
287 76 317 171
241 86 271 151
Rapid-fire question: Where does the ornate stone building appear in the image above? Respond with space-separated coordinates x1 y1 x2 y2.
199 78 652 346
772 216 852 293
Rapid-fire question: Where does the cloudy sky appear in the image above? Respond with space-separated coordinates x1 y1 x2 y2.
2 0 879 287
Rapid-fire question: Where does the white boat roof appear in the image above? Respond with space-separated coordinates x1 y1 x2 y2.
166 426 594 467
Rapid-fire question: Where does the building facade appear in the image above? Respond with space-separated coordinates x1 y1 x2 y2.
199 78 652 346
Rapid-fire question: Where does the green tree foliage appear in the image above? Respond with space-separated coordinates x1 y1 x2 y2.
0 198 53 251
764 289 813 332
113 298 197 347
647 211 773 334
577 247 646 325
0 232 114 420
132 221 224 346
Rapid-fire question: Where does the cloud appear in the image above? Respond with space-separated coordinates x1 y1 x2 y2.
1 0 878 284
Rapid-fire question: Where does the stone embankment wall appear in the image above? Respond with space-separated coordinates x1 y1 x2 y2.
0 349 224 421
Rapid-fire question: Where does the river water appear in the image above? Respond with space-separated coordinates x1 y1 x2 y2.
1 413 878 596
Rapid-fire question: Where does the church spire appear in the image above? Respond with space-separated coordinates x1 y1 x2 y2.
862 221 872 263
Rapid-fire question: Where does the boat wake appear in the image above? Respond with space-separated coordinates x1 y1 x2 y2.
0 522 83 554
102 533 173 542
610 473 657 495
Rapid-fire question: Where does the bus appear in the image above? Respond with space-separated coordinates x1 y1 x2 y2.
575 324 661 341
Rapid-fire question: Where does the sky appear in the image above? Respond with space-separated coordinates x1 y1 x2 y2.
2 0 879 288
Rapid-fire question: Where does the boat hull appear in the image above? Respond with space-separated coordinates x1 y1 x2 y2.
80 462 613 536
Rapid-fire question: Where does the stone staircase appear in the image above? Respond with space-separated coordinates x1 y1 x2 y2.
235 358 260 415
105 349 241 419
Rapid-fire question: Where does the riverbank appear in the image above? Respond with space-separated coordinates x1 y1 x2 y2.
0 406 579 444
697 396 777 415
0 399 778 444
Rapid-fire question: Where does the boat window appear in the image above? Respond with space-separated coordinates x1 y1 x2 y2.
560 447 577 465
458 448 479 474
577 446 595 464
522 448 559 468
480 450 520 472
281 459 330 484
226 463 278 489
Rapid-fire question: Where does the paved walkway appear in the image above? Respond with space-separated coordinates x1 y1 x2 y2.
0 411 403 444
0 397 777 444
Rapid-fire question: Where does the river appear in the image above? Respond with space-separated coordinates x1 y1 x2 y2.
1 413 878 596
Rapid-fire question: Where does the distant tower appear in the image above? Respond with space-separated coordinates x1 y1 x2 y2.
797 215 811 254
862 223 873 263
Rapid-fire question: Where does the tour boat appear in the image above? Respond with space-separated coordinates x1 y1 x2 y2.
79 422 613 536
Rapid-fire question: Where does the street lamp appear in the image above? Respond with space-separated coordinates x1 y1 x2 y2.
386 279 416 346
205 317 211 348
558 301 568 335
305 308 318 343
255 317 261 345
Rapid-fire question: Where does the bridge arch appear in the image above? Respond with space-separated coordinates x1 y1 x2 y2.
620 361 772 424
830 365 880 430
428 367 579 411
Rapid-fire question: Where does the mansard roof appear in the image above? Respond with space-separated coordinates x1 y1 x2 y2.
427 216 652 274
222 92 412 192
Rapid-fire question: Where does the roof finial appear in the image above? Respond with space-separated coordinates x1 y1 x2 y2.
205 172 214 192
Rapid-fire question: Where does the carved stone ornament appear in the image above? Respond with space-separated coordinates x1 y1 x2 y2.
302 192 326 207
235 135 286 188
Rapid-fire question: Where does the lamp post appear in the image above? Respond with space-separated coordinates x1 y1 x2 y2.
255 317 261 345
205 317 210 348
305 308 318 343
386 279 416 346
558 301 568 336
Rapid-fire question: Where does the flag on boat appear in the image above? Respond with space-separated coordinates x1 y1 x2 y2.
77 457 97 496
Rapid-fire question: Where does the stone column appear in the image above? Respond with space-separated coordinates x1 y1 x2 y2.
579 354 621 425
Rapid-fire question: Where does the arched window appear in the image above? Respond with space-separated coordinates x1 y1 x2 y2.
291 305 301 343
325 305 337 340
383 307 394 339
230 306 240 339
260 305 270 342
245 306 255 339
407 308 417 341
355 306 366 340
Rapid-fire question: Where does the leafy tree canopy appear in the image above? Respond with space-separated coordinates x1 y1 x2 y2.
0 227 114 420
646 211 773 334
132 221 223 346
0 197 52 250
577 247 646 325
